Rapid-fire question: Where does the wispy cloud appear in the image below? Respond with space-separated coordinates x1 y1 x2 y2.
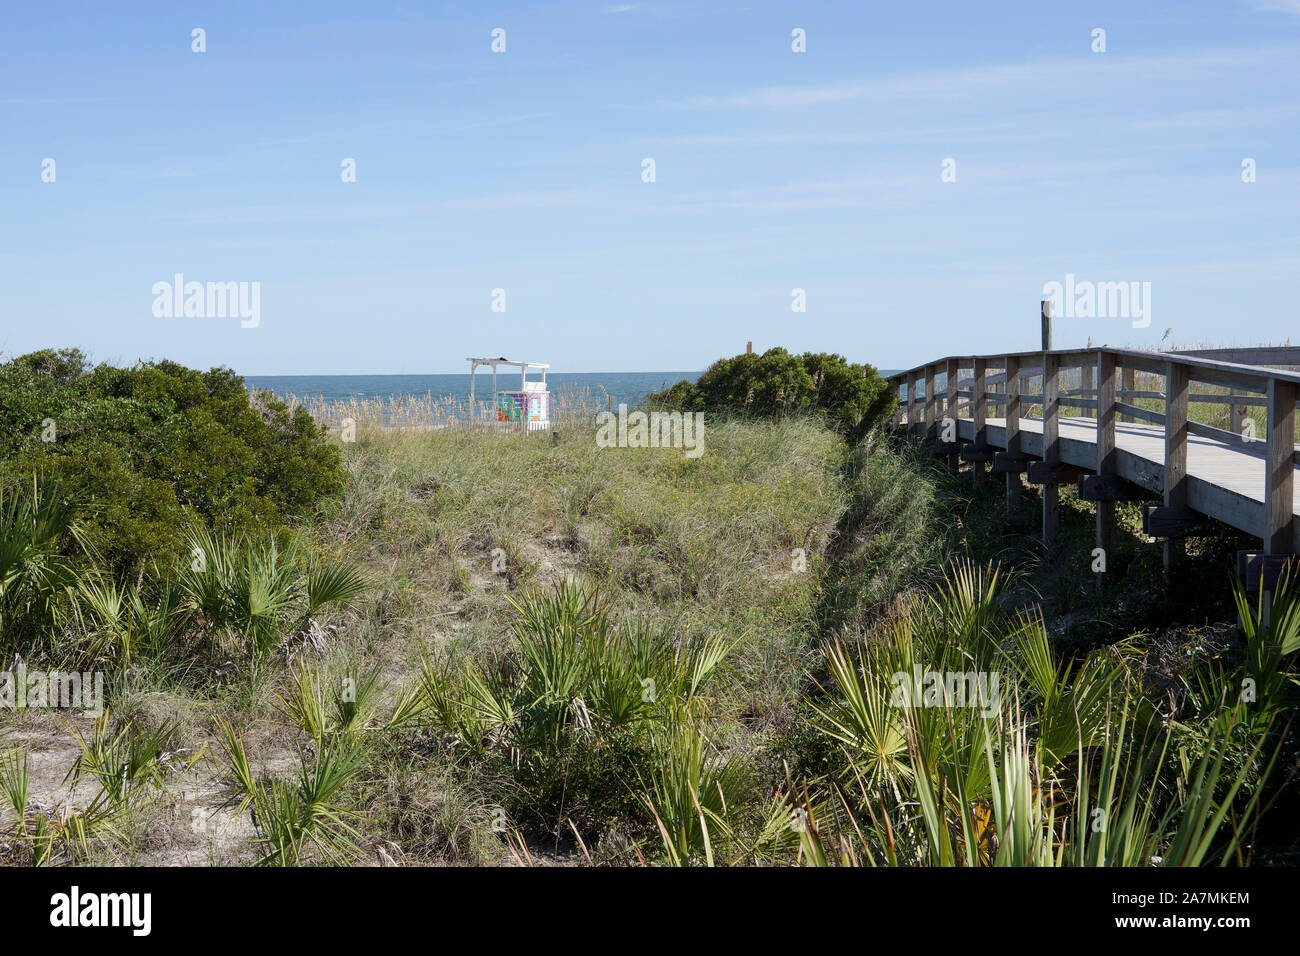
669 46 1299 110
146 189 604 227
1247 0 1300 13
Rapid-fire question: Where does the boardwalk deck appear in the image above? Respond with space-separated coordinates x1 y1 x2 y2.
888 335 1300 593
958 415 1300 541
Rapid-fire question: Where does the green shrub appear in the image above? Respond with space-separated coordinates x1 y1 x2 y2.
648 347 894 434
0 348 344 575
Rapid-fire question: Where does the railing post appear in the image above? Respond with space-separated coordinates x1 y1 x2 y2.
924 364 937 440
1096 351 1117 582
973 356 988 485
1230 390 1247 440
1005 355 1021 512
906 371 918 439
945 358 959 473
1042 351 1060 546
1120 366 1135 423
1164 361 1190 577
1264 377 1298 565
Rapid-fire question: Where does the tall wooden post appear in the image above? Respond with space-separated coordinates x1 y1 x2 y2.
1041 300 1052 351
1163 362 1190 576
1005 355 1021 512
906 371 918 439
1264 378 1298 611
973 356 988 485
945 358 959 473
1042 351 1060 546
924 364 937 440
1096 351 1117 583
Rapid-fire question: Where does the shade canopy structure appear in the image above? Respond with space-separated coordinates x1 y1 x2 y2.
467 357 550 404
467 357 552 430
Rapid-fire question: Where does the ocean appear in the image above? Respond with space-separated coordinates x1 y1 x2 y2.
244 371 702 409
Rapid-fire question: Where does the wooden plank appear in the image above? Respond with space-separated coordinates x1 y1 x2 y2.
1188 420 1259 451
1005 355 1021 510
1121 391 1263 406
1114 402 1166 427
1178 346 1300 367
1121 366 1135 423
1042 352 1060 545
886 347 1300 389
1265 379 1299 556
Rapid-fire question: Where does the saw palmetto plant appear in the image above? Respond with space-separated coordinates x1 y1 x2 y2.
800 561 1285 867
0 479 88 658
216 718 367 867
174 524 367 665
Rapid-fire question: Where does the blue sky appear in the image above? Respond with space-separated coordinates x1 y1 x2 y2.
2 0 1298 374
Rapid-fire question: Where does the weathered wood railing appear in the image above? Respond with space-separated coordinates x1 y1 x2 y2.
888 339 1300 592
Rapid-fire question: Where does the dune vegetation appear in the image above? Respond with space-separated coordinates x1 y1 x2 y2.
0 350 1297 866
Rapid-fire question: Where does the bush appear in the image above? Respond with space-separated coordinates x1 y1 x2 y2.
0 348 344 575
648 347 894 435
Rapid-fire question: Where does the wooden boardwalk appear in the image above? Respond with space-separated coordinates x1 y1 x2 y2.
887 325 1300 592
957 415 1300 542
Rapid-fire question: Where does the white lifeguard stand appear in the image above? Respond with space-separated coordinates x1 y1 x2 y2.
467 356 551 431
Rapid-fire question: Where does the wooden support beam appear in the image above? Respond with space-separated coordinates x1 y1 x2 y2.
1078 473 1157 503
973 357 988 485
1042 349 1060 545
1027 461 1085 485
960 445 995 463
927 440 962 455
1143 503 1205 538
993 452 1028 474
1004 355 1022 511
1163 361 1190 574
1238 552 1300 592
1095 351 1117 578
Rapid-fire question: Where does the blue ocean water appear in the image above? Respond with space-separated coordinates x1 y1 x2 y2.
244 372 701 409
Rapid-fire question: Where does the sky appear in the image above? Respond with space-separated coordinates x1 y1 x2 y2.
1 0 1298 375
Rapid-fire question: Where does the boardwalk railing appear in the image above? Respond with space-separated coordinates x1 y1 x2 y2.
887 329 1300 592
